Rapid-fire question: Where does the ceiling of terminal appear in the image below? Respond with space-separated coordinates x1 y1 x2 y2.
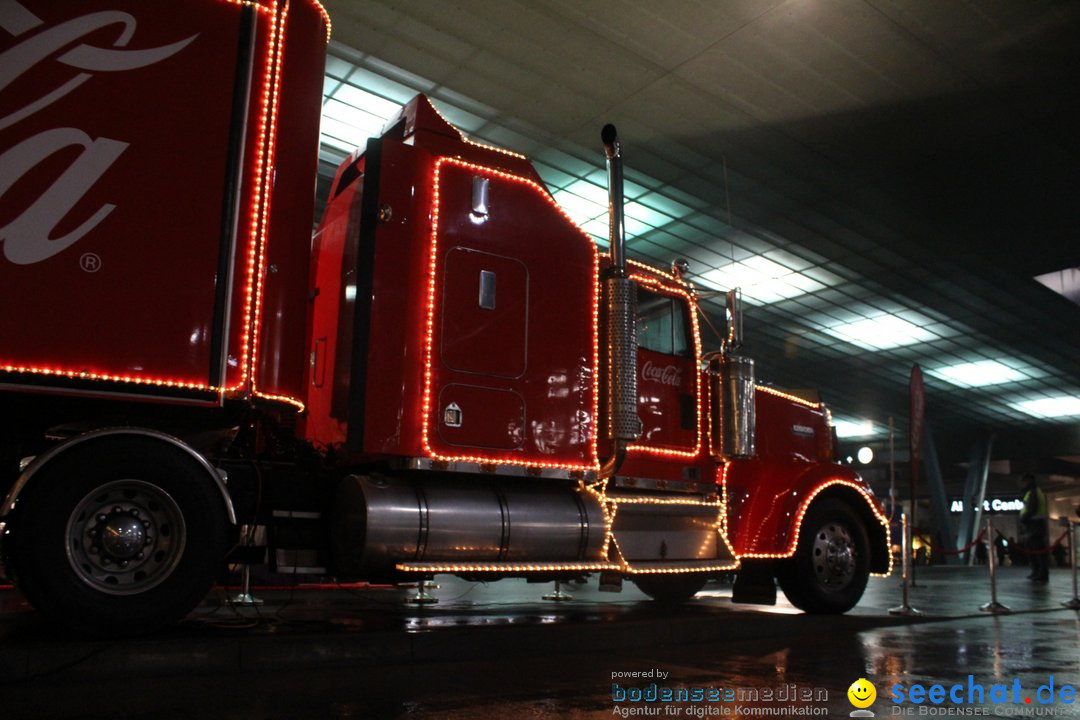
317 0 1080 492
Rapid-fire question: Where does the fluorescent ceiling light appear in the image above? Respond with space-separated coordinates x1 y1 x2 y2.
834 419 876 438
928 360 1028 388
551 189 605 218
1011 395 1080 419
562 179 608 205
637 193 695 219
623 216 651 238
551 189 606 228
823 314 935 350
330 84 401 119
319 116 376 153
624 201 674 227
580 219 609 242
698 256 824 305
320 98 388 151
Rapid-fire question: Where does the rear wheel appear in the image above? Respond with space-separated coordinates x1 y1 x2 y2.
9 435 228 636
632 573 708 603
776 498 869 614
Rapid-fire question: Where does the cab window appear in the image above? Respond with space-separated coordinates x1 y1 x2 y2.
636 286 692 357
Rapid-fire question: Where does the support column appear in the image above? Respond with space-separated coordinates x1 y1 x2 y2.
922 423 959 564
957 435 994 565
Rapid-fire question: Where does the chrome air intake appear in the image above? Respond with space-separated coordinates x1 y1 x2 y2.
713 354 756 458
707 288 755 458
605 275 639 440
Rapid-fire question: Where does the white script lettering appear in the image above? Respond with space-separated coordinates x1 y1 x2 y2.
641 360 682 387
0 1 197 264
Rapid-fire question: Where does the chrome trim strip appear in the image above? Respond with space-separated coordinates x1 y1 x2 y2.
405 457 597 482
0 382 222 406
612 474 715 495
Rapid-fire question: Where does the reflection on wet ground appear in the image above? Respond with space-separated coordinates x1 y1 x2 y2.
1 566 1078 719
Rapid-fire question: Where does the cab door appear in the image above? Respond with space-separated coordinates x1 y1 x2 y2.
632 284 698 453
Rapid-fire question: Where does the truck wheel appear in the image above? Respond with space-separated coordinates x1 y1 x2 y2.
776 498 869 614
633 574 707 603
9 436 228 636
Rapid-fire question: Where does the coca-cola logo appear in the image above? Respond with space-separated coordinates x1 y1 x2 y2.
0 2 197 265
641 360 682 387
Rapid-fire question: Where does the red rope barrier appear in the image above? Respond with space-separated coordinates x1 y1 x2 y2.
996 528 1069 556
911 528 1068 557
955 527 989 554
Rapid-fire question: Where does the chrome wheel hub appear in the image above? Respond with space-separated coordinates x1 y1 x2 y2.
66 480 186 595
811 522 856 589
97 509 148 560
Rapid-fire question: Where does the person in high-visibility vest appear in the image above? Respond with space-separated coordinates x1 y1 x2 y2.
1019 473 1049 583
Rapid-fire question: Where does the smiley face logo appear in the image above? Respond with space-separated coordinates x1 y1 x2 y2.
847 678 877 708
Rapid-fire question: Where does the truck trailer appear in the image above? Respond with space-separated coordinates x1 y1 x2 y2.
0 0 890 635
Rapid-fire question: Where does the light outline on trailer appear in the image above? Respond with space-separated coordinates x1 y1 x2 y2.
222 0 331 41
233 0 287 397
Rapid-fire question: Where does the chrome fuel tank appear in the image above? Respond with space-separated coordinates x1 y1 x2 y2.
334 475 606 576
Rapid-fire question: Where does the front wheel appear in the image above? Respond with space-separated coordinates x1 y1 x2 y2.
9 435 229 636
776 498 870 614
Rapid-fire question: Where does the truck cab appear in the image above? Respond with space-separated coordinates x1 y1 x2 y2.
305 95 890 607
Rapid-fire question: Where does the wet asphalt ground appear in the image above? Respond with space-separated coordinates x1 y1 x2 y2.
1 565 1078 719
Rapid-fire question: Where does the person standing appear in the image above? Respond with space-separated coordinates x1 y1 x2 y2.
1019 474 1049 583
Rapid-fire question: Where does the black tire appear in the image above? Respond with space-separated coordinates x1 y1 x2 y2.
9 435 228 636
633 574 708 603
776 498 870 614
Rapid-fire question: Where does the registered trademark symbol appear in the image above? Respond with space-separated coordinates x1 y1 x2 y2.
80 252 102 273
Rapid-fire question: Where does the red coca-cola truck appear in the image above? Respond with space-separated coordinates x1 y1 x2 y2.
0 0 889 635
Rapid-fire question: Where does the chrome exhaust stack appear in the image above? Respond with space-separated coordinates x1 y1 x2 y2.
602 124 628 269
599 124 640 478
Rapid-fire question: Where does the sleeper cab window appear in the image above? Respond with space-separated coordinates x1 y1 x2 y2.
635 286 692 357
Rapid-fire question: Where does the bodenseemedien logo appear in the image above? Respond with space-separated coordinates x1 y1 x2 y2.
848 678 877 717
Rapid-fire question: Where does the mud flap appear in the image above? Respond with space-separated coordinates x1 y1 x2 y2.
733 561 777 605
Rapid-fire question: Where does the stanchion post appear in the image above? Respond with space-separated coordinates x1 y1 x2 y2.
407 576 439 605
229 524 263 607
1063 521 1080 610
543 580 573 602
889 512 921 616
980 517 1010 614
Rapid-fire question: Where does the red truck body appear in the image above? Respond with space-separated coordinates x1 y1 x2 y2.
0 0 889 635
